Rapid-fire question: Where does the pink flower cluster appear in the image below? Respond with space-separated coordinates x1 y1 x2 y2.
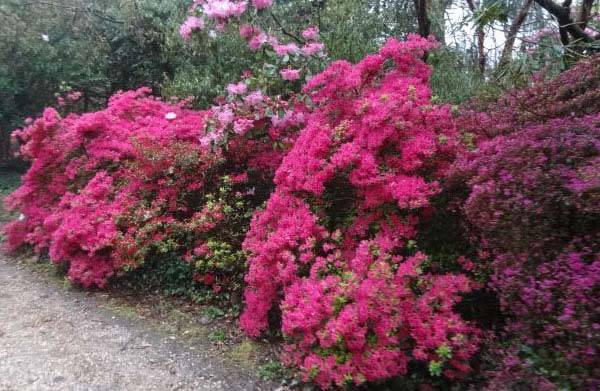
455 56 600 389
458 53 600 142
180 16 205 41
4 87 303 290
238 23 325 59
241 35 480 388
199 0 248 21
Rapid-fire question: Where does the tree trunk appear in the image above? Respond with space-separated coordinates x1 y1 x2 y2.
414 0 431 37
466 0 486 73
578 0 595 29
498 0 534 68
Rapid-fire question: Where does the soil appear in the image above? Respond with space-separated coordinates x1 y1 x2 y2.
0 254 282 391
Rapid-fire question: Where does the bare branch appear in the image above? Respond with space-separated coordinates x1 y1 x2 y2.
465 0 486 73
499 0 534 69
578 0 595 29
269 11 304 44
534 0 596 43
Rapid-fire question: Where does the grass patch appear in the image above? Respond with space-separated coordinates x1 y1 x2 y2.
0 169 21 225
258 360 287 381
208 329 227 342
0 170 21 196
100 302 140 320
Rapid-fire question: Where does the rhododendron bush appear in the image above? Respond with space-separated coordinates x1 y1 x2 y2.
455 58 600 389
4 87 302 291
241 35 480 388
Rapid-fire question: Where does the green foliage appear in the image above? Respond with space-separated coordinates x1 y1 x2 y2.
472 2 508 28
0 0 187 132
202 306 226 320
258 360 287 381
0 169 21 225
429 47 485 104
0 170 21 196
208 329 227 342
428 360 443 377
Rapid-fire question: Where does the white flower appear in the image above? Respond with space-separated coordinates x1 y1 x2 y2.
18 213 25 221
41 34 49 42
165 112 177 120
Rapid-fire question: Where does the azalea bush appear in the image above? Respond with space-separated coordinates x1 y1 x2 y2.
4 86 302 296
458 53 600 143
455 57 600 390
240 35 481 389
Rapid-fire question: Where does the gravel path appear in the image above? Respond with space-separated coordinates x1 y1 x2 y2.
0 256 274 391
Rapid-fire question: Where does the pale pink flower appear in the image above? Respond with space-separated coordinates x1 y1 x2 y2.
248 32 268 50
244 90 264 105
301 42 325 56
202 0 247 20
217 108 234 125
280 68 301 81
227 82 248 95
273 43 299 57
233 118 254 135
251 0 273 10
179 16 204 41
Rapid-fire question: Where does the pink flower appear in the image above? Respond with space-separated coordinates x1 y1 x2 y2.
280 68 301 81
273 43 299 57
301 42 325 56
239 24 258 38
248 32 268 50
179 16 204 41
202 0 247 20
244 90 264 105
233 118 254 135
67 91 82 102
227 82 248 95
217 108 234 125
301 26 319 41
251 0 273 10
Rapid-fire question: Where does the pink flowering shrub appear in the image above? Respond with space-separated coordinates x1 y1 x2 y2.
4 87 302 293
458 53 600 143
455 59 600 389
181 0 326 91
241 35 480 388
